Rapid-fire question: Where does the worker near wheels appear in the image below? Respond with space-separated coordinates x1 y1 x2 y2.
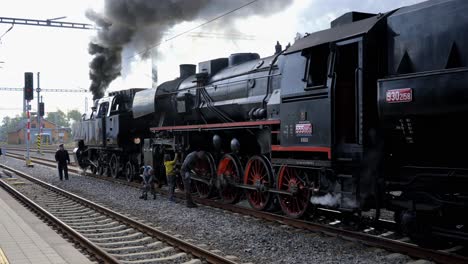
55 144 70 180
140 165 156 200
164 153 178 202
180 151 205 208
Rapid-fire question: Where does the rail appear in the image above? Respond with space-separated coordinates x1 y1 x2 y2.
3 153 468 264
0 163 238 264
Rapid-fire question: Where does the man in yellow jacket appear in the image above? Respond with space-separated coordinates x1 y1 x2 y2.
164 153 178 202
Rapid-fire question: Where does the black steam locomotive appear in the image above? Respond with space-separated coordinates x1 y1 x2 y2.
74 0 468 243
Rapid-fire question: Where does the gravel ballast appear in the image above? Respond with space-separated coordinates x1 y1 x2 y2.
1 156 418 264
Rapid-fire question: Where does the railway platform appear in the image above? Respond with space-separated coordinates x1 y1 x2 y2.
0 174 93 264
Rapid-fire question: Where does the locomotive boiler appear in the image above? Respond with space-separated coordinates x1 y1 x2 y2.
74 0 468 244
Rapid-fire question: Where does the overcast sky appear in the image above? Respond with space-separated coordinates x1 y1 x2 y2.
0 0 426 122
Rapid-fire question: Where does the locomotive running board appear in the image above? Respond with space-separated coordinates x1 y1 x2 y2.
150 120 280 132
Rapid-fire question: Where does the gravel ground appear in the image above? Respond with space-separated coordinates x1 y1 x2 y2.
1 156 420 264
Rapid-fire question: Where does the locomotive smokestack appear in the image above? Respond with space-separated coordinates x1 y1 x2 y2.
86 0 293 99
180 64 196 79
228 53 260 67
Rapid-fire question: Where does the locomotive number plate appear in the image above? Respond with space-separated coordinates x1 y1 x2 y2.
386 88 413 103
295 123 312 136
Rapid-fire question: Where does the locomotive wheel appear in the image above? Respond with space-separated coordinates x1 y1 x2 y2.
97 159 106 176
277 166 311 218
109 154 119 179
90 160 98 175
193 152 216 199
217 154 242 204
124 161 135 182
244 155 274 211
88 160 98 174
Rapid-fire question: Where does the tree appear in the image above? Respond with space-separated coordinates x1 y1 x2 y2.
0 117 11 141
0 114 26 141
46 110 69 127
67 109 82 123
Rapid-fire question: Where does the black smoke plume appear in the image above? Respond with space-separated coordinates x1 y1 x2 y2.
87 0 293 99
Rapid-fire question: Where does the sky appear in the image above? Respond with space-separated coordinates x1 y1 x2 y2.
0 0 426 122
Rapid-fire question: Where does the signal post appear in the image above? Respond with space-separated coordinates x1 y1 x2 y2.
24 72 34 167
36 72 44 154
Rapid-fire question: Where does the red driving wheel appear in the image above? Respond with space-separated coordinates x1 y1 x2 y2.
244 155 274 211
217 154 242 204
277 166 311 218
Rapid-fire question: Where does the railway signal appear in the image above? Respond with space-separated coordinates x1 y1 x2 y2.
23 72 35 166
39 102 45 116
24 72 34 100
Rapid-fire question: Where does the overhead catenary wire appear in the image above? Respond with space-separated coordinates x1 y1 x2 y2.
0 23 14 42
128 0 260 60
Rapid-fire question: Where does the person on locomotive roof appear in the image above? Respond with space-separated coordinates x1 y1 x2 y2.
55 144 70 181
164 153 179 203
180 151 206 208
140 165 156 200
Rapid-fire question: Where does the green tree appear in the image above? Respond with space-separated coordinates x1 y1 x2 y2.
0 114 26 141
46 110 69 127
0 116 11 141
67 109 82 123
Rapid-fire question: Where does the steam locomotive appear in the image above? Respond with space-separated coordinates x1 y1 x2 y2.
74 0 468 243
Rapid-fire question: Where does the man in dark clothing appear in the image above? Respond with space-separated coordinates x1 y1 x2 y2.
55 144 70 180
180 151 205 208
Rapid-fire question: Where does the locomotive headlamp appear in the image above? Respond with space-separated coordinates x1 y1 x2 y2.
134 138 141 144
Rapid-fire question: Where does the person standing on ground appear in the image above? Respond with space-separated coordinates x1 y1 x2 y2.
180 151 205 208
55 144 70 180
164 153 178 202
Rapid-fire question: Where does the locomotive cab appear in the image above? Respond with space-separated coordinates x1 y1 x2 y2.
280 12 388 211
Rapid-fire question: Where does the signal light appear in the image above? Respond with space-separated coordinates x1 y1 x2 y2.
24 72 34 100
39 102 45 117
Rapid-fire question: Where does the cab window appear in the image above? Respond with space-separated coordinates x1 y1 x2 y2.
97 102 109 117
304 44 329 89
110 97 120 113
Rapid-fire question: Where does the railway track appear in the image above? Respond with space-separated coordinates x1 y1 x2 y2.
6 152 81 171
4 152 468 264
0 164 239 264
4 146 67 155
